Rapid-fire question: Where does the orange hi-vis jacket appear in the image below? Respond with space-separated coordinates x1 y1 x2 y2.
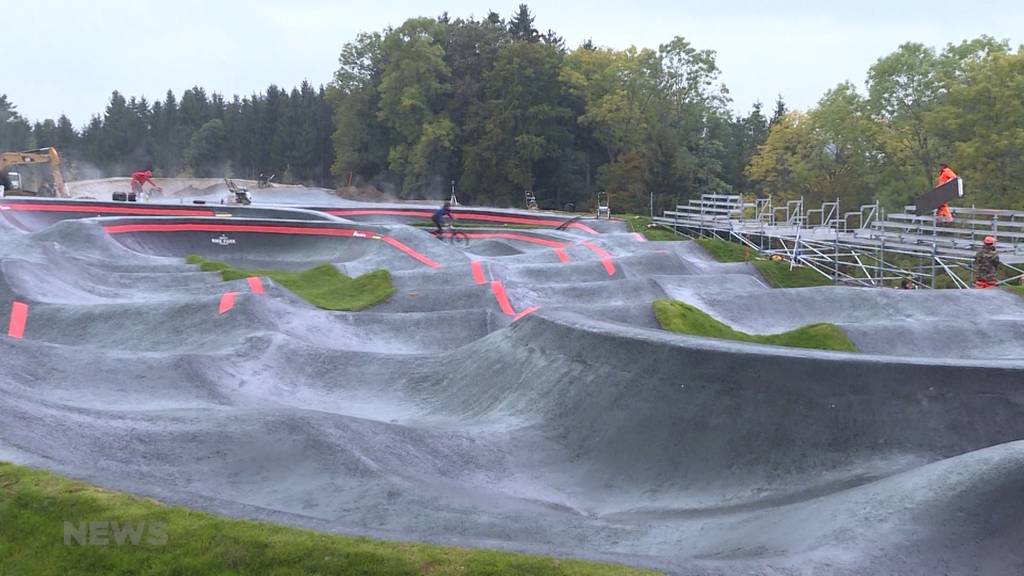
937 166 957 186
130 171 155 187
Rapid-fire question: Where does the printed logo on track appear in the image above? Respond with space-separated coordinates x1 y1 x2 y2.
211 234 236 246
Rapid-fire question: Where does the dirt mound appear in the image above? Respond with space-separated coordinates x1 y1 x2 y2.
67 177 335 201
67 177 222 199
335 184 401 203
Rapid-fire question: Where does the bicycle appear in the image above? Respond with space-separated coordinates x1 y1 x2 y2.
433 220 470 247
555 215 582 231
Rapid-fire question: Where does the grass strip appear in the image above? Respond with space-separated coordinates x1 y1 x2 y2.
694 237 750 262
624 215 685 241
751 260 833 288
692 236 832 288
187 255 394 311
653 299 856 352
0 461 656 576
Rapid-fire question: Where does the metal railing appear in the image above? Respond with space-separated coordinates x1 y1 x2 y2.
652 195 1024 289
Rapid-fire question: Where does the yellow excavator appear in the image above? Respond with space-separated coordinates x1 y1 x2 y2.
0 147 68 198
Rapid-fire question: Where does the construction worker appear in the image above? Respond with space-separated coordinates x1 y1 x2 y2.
129 170 162 198
973 236 1000 288
935 163 957 223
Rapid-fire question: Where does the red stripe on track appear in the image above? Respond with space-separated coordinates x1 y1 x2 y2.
103 223 370 236
101 222 440 269
460 231 571 263
470 261 486 284
3 203 214 216
462 231 568 249
567 222 598 234
327 209 597 234
454 213 597 234
381 236 442 268
246 277 264 294
7 301 27 339
632 233 646 242
328 209 434 218
582 241 616 276
512 306 539 322
218 292 237 315
489 281 515 316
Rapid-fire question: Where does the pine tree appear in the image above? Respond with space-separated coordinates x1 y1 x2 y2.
260 85 284 179
184 119 226 177
32 119 58 149
508 4 539 42
54 115 79 155
770 94 787 126
485 11 502 27
0 94 34 151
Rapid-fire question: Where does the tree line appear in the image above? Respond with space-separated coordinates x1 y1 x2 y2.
5 5 1020 213
0 83 333 186
746 36 1024 212
329 5 778 211
0 5 776 212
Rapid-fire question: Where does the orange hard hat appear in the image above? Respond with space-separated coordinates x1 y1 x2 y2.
984 236 996 245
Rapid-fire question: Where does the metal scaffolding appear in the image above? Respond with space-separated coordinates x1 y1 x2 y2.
653 195 1024 289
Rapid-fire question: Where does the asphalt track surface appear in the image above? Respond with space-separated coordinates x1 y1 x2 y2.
1 193 1023 575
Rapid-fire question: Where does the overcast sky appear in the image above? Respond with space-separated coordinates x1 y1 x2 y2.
7 0 1022 127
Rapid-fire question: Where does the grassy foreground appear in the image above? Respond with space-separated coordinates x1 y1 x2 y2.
187 255 394 311
0 461 655 576
653 299 857 352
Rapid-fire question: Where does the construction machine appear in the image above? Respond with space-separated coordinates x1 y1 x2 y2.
256 173 276 189
0 147 68 197
223 178 252 205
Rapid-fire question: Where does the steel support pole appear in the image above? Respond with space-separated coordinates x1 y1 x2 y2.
834 230 839 284
879 236 885 287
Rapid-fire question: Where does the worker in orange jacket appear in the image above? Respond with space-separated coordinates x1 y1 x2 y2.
130 170 162 197
935 163 957 223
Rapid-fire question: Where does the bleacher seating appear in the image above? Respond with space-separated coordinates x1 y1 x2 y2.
656 194 745 228
856 207 1024 255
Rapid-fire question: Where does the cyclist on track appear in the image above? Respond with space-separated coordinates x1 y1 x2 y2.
431 201 454 237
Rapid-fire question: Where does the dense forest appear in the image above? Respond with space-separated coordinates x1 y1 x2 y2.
2 5 1023 213
0 83 333 187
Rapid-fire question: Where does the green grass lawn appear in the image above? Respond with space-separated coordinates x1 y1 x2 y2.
0 461 656 576
624 215 685 241
751 260 833 288
689 236 831 288
187 256 394 311
694 237 750 262
653 299 856 352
